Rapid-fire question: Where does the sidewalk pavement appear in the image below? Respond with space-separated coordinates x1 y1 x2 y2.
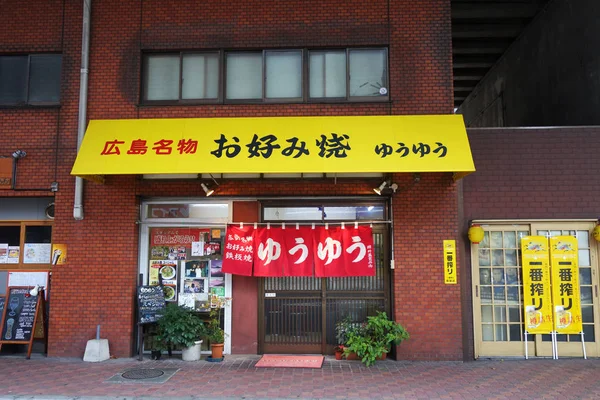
0 354 599 400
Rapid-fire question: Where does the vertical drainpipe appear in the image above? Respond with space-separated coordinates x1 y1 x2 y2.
73 0 91 220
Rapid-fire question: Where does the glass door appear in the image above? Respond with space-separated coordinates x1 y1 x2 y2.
472 221 600 358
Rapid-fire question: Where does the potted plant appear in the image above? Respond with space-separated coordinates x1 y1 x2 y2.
205 295 230 361
343 311 409 366
155 303 206 361
335 317 366 360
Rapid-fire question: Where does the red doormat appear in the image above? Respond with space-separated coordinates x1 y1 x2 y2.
255 355 324 368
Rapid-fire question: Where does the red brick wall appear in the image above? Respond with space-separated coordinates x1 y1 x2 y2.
391 172 463 360
2 0 456 358
464 127 600 220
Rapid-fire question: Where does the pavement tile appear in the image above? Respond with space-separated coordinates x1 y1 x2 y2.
0 356 599 399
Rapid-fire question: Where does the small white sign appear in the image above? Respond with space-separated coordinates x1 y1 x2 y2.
191 241 204 256
265 292 276 298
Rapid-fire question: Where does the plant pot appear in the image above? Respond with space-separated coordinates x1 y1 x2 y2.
211 343 224 359
346 351 359 360
182 340 203 361
151 350 162 360
335 351 343 360
376 352 387 361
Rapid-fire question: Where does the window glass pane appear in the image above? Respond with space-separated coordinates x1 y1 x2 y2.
580 287 593 304
576 230 589 248
505 268 519 285
505 249 517 266
492 268 504 284
504 231 516 248
182 53 219 99
324 206 384 220
481 305 492 322
145 55 180 100
478 249 490 266
582 305 594 323
509 324 522 341
508 306 521 322
0 56 28 104
29 55 61 103
0 226 21 246
490 232 503 248
309 51 346 98
494 306 506 322
506 286 519 304
480 231 490 248
265 51 301 99
579 267 592 285
495 324 507 341
348 49 387 97
480 286 492 304
25 226 52 243
226 53 262 99
578 249 590 267
263 207 322 221
479 268 491 285
492 250 504 266
482 324 493 341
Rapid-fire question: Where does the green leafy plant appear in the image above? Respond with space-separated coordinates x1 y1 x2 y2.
205 295 230 344
206 306 225 344
343 312 409 366
155 303 206 349
335 316 366 346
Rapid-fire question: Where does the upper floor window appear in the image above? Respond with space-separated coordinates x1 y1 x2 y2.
142 48 388 104
0 54 62 106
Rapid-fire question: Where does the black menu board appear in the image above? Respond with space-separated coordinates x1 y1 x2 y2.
137 285 166 324
0 296 4 317
1 288 38 343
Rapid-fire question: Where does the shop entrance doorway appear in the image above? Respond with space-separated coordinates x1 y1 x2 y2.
472 221 599 358
257 203 390 354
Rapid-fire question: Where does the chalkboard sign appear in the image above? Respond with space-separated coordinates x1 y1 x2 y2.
1 288 38 342
0 296 4 317
137 285 166 324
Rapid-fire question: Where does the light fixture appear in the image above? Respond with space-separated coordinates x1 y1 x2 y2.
593 224 600 242
373 180 398 195
12 149 26 159
201 183 214 197
29 285 40 297
373 181 388 195
468 224 485 244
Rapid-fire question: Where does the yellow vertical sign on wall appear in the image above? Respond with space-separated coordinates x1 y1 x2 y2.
443 240 457 284
521 236 553 333
549 236 583 334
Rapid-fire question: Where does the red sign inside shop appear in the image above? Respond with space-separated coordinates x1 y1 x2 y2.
221 225 375 277
150 228 208 247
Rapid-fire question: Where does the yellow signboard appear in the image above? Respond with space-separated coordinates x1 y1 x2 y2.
70 115 475 178
443 240 457 284
549 236 583 334
521 236 553 334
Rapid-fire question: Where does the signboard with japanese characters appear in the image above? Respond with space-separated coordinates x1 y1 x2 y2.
443 240 457 284
221 224 375 277
521 236 553 334
549 236 582 334
222 225 255 276
71 116 475 177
